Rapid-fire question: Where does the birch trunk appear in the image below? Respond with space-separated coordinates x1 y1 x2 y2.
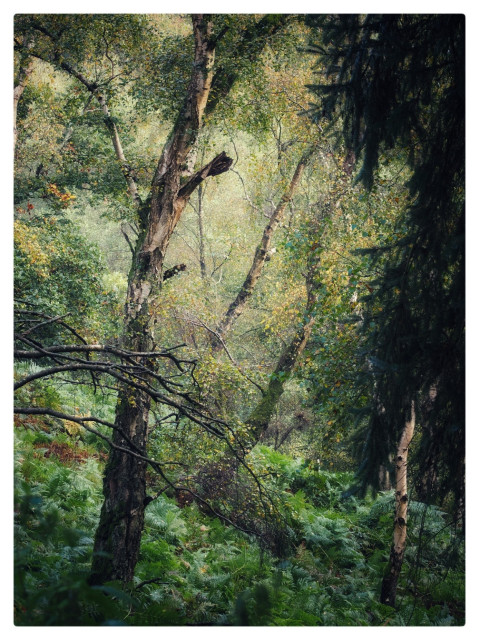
211 148 314 352
90 15 232 584
380 401 416 607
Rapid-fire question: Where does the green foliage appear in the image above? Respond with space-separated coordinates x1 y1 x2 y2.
14 212 123 340
14 428 124 625
14 412 465 626
13 13 465 627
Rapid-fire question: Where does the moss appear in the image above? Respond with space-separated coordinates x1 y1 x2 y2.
247 378 285 441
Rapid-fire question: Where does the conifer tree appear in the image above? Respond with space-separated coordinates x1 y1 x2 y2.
306 14 465 606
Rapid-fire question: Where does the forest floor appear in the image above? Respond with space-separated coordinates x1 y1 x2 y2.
14 419 464 626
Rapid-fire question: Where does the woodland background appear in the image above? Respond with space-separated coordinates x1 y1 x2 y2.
12 12 465 626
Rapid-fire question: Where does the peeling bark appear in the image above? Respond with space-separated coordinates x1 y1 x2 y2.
90 15 232 585
380 401 416 607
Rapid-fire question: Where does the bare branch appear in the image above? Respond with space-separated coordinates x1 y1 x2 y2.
120 223 135 255
177 151 233 202
181 313 266 396
163 263 187 281
19 313 71 337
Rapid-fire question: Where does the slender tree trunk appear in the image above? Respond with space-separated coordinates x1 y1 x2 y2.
14 47 35 152
96 93 142 208
246 261 319 446
197 184 208 280
415 384 438 503
211 148 314 352
371 386 393 491
90 15 232 585
378 462 392 491
380 401 416 607
193 260 320 507
243 149 355 446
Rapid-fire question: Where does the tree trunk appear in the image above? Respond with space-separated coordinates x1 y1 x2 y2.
243 150 355 447
415 384 438 503
197 184 208 280
211 148 314 352
378 463 392 491
246 260 319 446
14 44 35 152
96 93 142 208
90 15 232 585
380 401 416 607
89 389 151 584
16 14 292 585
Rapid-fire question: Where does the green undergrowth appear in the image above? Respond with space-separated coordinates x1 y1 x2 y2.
14 427 464 626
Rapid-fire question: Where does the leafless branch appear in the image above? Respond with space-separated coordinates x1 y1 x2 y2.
120 223 135 255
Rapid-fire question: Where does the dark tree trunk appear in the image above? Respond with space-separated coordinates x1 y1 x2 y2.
380 545 405 609
378 462 392 491
89 390 151 584
415 385 438 503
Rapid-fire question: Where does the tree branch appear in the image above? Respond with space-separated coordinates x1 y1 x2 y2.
120 224 135 256
177 151 233 202
163 263 187 281
211 146 316 351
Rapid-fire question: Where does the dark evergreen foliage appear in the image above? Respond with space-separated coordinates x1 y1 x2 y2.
306 15 465 508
